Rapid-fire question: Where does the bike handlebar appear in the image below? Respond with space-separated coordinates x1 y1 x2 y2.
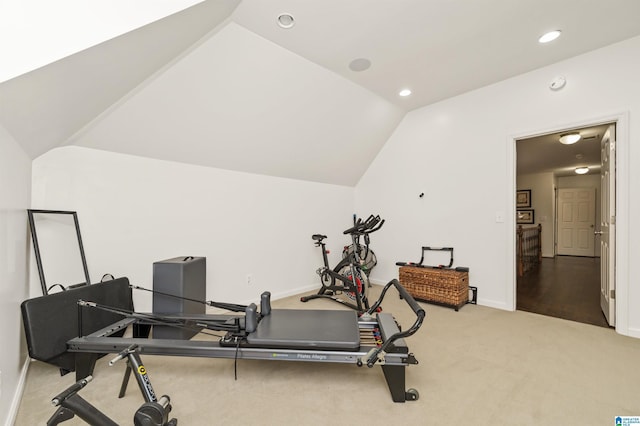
343 215 384 235
342 218 363 235
368 218 385 233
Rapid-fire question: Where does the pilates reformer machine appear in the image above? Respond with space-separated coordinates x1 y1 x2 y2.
21 276 425 405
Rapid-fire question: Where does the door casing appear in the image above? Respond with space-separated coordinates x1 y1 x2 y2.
508 112 630 336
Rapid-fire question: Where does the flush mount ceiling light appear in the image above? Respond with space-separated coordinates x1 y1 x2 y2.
575 167 589 175
559 133 581 145
398 89 412 97
539 30 561 43
277 13 295 29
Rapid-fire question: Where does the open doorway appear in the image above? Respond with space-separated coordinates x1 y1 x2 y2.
515 122 615 328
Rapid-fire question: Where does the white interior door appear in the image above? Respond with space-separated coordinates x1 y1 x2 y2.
600 125 616 326
557 187 596 256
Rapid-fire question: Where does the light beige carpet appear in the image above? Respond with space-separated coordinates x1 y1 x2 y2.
14 285 640 425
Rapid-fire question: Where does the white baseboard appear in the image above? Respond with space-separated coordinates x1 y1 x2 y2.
205 283 320 314
268 283 319 302
368 278 387 286
624 326 640 339
5 357 30 426
369 277 509 310
476 298 509 311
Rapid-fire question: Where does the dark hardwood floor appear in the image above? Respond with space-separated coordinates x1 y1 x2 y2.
516 255 611 328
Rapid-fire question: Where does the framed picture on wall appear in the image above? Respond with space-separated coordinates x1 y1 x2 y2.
516 209 535 224
516 189 531 208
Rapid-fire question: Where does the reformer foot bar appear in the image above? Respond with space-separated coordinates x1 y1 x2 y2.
22 277 425 403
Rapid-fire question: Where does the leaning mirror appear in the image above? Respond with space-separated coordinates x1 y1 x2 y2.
27 209 91 295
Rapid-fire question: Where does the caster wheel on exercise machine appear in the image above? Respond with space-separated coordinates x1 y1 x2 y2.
406 388 419 401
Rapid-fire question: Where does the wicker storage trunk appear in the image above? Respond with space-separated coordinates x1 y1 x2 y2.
399 266 469 311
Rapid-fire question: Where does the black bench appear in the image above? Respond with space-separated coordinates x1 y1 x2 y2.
21 277 133 375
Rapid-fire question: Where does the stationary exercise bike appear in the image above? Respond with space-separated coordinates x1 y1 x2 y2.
300 215 384 313
341 215 379 279
47 344 177 426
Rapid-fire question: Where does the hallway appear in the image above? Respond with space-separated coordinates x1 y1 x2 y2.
516 256 610 328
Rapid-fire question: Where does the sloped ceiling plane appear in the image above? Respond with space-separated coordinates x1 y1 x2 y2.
2 0 640 185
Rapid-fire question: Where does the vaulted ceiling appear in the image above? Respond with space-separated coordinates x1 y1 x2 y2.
2 0 640 185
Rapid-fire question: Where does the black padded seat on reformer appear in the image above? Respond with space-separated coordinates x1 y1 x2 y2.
247 309 360 351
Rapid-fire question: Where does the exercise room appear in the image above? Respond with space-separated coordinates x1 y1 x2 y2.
2 1 640 425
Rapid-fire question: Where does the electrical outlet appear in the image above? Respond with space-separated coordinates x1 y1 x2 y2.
246 274 252 285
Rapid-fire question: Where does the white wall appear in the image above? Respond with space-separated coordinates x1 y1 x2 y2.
0 124 31 424
69 22 404 187
356 35 640 337
32 147 356 310
517 173 555 257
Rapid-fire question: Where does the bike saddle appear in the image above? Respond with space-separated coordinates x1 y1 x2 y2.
312 234 327 241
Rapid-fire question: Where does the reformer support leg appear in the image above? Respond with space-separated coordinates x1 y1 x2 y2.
118 364 133 398
74 353 99 381
381 365 417 402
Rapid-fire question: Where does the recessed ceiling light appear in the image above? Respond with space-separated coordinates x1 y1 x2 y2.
575 167 589 175
539 30 561 43
559 133 581 145
399 89 412 97
277 13 295 29
349 58 371 72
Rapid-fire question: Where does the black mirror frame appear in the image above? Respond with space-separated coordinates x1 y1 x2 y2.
27 209 91 295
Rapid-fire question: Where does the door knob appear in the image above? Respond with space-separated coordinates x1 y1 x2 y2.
594 231 603 235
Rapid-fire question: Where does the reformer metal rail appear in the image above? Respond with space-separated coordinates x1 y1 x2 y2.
67 279 425 403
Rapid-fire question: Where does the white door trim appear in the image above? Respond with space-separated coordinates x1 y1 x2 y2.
507 111 630 337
